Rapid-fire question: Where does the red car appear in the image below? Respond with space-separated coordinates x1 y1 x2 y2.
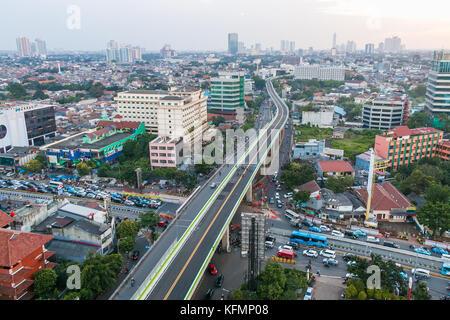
208 263 217 275
157 220 166 227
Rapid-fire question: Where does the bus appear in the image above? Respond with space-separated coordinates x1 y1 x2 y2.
285 209 300 221
441 262 450 276
290 231 327 249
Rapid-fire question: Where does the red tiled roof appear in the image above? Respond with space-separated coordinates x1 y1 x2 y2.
318 161 354 173
96 120 141 130
354 181 412 211
0 211 13 228
410 127 439 136
391 126 411 138
296 180 320 193
0 229 53 267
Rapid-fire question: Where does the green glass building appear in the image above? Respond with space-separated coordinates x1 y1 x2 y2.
425 50 450 116
208 72 245 113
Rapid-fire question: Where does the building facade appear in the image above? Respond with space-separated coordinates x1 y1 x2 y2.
149 136 183 168
294 64 345 81
208 72 245 113
362 93 409 130
425 50 450 116
374 126 444 171
228 33 238 55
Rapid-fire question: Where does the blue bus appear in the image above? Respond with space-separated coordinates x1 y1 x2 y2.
441 262 450 276
290 231 327 249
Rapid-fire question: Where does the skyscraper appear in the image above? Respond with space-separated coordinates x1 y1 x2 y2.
289 41 296 54
35 39 47 57
208 71 245 113
16 37 31 57
384 36 402 52
365 43 375 55
106 40 119 62
332 33 337 49
228 33 238 55
425 51 450 116
346 41 356 53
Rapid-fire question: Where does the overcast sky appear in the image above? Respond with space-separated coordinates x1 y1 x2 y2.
2 0 450 52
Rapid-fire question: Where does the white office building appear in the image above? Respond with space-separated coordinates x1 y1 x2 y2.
294 64 345 81
362 94 409 130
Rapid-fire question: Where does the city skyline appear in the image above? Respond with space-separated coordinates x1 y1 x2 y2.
2 0 450 52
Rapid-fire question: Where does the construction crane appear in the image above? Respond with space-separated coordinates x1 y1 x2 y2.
364 148 378 228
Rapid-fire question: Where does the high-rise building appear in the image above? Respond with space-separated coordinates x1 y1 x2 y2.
425 51 450 116
160 44 177 59
384 36 402 52
16 37 31 57
35 39 47 57
332 33 337 49
238 41 245 54
289 41 296 53
365 43 375 55
115 88 208 146
346 41 356 53
106 41 142 63
294 64 345 81
280 40 288 52
106 40 119 62
362 93 409 130
228 33 238 55
208 71 245 113
378 42 384 53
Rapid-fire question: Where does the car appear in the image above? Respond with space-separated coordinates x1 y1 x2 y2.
205 288 215 300
414 247 432 256
323 258 338 266
303 249 318 258
278 245 294 252
304 287 313 300
347 261 357 266
366 236 380 243
210 182 217 188
345 273 356 279
432 247 449 255
265 240 274 249
343 253 357 263
344 229 356 237
320 249 336 259
276 201 283 208
131 250 140 260
124 200 135 206
284 192 293 199
319 225 331 232
215 274 224 287
276 185 281 191
309 226 322 233
286 241 299 250
275 192 280 199
399 271 408 281
353 229 367 237
266 235 276 242
269 198 275 204
331 230 345 238
157 220 166 227
208 263 217 275
383 241 399 249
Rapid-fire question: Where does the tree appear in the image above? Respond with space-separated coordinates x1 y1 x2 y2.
139 210 160 230
32 90 49 100
256 261 287 300
293 190 311 204
25 159 44 173
345 284 358 299
211 116 225 127
400 169 434 195
325 176 355 193
357 290 367 300
80 254 117 298
118 236 135 253
116 220 140 240
407 111 430 129
425 183 450 203
412 282 431 300
76 162 91 177
416 201 450 236
33 268 57 299
104 254 124 275
280 162 317 190
6 82 28 99
62 291 80 300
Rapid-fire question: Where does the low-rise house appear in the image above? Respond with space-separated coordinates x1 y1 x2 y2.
316 160 355 178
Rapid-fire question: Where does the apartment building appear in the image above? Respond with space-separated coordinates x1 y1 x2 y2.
362 93 409 130
294 64 345 81
374 126 444 171
149 136 183 168
208 72 245 114
425 50 450 116
115 88 208 145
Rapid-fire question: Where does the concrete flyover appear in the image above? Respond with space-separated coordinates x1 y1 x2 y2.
108 79 289 300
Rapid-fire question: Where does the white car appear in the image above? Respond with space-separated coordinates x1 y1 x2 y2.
304 287 313 300
278 245 294 252
319 225 331 232
345 273 356 279
265 240 274 249
319 249 336 259
303 249 318 258
331 230 345 238
275 192 280 199
284 192 293 199
347 261 357 266
366 236 380 243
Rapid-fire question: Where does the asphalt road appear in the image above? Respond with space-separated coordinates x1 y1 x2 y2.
139 80 289 300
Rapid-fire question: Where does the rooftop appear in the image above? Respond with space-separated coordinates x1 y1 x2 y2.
317 160 354 173
0 210 13 228
48 130 132 151
354 182 413 211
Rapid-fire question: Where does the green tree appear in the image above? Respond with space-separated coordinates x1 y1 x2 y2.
400 169 434 195
416 201 450 236
293 190 311 204
256 261 287 300
357 290 367 300
76 162 91 176
324 176 355 193
80 254 117 298
118 236 135 253
345 284 358 299
33 268 57 299
407 111 430 129
7 82 28 99
280 162 317 190
25 159 44 173
32 90 49 100
139 210 160 230
62 291 80 300
116 220 140 240
425 183 450 203
412 282 431 300
211 116 226 126
104 254 124 275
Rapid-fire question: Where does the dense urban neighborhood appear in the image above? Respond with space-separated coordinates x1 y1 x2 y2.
1 5 450 306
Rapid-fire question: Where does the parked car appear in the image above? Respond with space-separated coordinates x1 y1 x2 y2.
353 229 367 237
414 247 432 256
208 263 218 275
264 240 274 249
216 274 224 288
286 241 299 250
269 197 275 204
276 200 283 208
302 249 318 258
331 230 345 238
432 247 449 255
319 225 331 232
302 220 313 228
284 192 293 199
157 220 166 227
275 192 280 199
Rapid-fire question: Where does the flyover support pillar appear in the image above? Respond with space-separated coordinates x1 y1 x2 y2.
246 181 253 202
222 225 231 253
